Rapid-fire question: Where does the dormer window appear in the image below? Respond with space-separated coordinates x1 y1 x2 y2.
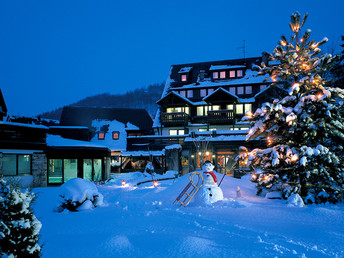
220 71 226 79
112 131 120 140
229 70 236 78
181 74 187 82
98 132 105 140
237 70 243 77
213 72 219 79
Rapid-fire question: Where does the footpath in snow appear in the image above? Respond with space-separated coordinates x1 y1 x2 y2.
33 171 344 258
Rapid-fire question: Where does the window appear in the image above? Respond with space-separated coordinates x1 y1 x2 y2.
166 107 189 114
200 89 207 97
169 129 184 135
112 131 120 140
237 87 244 95
245 86 252 94
229 87 236 95
260 85 267 91
64 159 77 182
245 104 252 112
197 106 204 116
187 90 193 98
211 105 220 111
237 70 243 77
48 159 63 183
220 71 226 79
84 159 103 182
2 154 31 176
198 128 216 132
236 104 244 114
208 88 214 95
227 104 234 110
181 74 187 82
98 132 105 140
230 70 236 78
179 90 186 97
213 72 219 79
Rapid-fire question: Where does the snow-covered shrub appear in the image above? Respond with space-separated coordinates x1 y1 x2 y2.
144 162 154 174
56 178 104 212
0 178 42 257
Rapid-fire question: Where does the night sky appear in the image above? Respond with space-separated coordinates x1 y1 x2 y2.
0 0 343 116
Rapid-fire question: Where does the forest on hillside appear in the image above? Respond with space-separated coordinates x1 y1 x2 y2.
39 82 165 120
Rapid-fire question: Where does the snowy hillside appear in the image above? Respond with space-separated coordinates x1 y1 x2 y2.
32 172 344 257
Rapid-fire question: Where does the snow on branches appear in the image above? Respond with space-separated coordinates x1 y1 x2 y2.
241 12 344 204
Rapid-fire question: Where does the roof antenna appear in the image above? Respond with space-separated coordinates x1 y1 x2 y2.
237 40 247 65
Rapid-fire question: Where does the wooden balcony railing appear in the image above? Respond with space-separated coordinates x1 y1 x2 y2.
160 112 189 126
207 109 235 124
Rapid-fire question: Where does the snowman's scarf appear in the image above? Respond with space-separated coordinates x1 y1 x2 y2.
203 171 218 183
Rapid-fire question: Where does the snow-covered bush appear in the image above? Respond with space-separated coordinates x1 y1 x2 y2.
240 12 344 204
56 178 104 212
0 178 42 257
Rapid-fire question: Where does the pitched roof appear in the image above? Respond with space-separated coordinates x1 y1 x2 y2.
168 57 262 89
0 89 8 116
156 91 194 106
203 87 238 103
59 107 153 132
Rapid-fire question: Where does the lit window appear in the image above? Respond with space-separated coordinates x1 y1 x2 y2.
227 104 234 110
197 106 204 116
213 72 219 79
230 71 236 78
245 104 252 112
260 85 267 91
204 106 209 115
166 107 189 114
187 90 193 98
179 90 186 97
112 131 120 140
237 70 243 77
198 128 207 132
200 89 207 97
98 132 105 140
236 104 244 114
169 130 178 135
211 105 220 111
229 87 236 95
220 71 226 78
208 88 214 95
245 86 252 94
2 154 32 176
179 130 185 135
181 74 187 82
237 87 244 95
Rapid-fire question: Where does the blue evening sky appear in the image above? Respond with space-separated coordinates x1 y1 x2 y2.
0 0 343 116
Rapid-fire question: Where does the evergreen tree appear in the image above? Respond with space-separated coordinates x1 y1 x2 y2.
327 35 344 88
241 12 344 204
0 179 42 257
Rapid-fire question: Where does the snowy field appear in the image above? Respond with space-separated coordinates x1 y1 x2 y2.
32 172 344 258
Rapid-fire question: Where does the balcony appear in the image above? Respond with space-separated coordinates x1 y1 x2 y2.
160 112 189 126
207 109 235 125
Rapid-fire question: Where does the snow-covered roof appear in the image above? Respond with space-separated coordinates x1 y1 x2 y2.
47 134 109 149
170 70 271 90
0 121 48 129
209 65 246 71
0 149 44 154
49 126 89 129
156 91 194 106
203 87 238 101
184 134 247 142
178 67 192 73
91 119 127 152
164 144 182 150
121 150 165 157
126 122 140 130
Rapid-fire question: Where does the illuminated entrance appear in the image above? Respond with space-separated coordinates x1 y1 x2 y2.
216 151 236 176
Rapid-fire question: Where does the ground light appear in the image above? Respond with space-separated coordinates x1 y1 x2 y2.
122 180 126 186
153 180 159 187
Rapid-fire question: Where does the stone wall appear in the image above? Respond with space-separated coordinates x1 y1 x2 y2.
32 153 47 187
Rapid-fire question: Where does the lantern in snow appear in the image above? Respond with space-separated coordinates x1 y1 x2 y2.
153 181 159 187
122 180 126 186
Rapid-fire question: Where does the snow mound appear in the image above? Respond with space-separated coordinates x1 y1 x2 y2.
57 178 104 212
287 193 305 207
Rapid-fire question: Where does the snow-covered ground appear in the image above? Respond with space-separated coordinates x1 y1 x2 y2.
32 172 344 257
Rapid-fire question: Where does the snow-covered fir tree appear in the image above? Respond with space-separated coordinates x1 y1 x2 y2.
240 12 344 204
0 179 42 257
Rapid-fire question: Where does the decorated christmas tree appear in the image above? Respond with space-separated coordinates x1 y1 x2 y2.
0 179 42 257
240 12 344 204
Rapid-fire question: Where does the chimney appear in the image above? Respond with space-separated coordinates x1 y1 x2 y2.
199 70 206 81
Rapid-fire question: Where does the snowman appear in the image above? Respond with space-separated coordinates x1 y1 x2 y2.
194 161 224 205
